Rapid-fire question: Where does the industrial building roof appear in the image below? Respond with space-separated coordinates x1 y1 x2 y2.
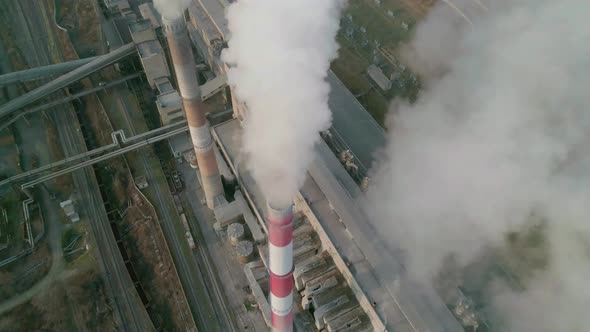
128 19 151 33
114 17 133 43
136 40 162 58
138 2 161 29
104 0 130 11
197 0 230 39
189 1 223 44
327 70 386 170
367 64 392 91
157 90 182 108
191 0 385 168
128 19 156 44
201 74 227 101
155 77 174 94
168 132 193 157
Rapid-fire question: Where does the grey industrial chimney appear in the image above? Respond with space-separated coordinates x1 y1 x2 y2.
163 15 224 209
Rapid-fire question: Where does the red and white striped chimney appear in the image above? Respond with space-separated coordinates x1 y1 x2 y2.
267 202 294 332
162 15 224 209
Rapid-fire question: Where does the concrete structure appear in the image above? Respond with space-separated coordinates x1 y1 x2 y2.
154 77 174 94
114 17 134 43
196 0 230 39
191 2 458 331
187 1 225 73
326 70 385 169
103 0 130 14
367 64 392 91
235 240 254 264
201 74 227 101
138 2 161 29
239 204 374 332
305 140 463 332
227 223 245 245
267 204 295 331
163 15 224 209
168 132 193 158
136 40 170 89
156 90 184 125
128 19 157 44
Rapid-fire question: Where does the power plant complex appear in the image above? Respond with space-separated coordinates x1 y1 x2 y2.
0 1 483 331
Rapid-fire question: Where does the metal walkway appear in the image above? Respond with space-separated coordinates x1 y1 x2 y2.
0 121 188 189
0 73 141 131
0 56 98 86
0 43 137 118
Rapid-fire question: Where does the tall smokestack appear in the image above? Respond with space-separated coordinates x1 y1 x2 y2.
162 16 224 209
267 203 294 332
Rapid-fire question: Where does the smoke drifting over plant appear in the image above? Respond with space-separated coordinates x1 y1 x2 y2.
223 0 345 207
153 0 191 20
366 0 590 330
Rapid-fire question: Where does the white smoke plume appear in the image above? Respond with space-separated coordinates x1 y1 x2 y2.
223 0 345 207
152 0 191 20
366 0 590 330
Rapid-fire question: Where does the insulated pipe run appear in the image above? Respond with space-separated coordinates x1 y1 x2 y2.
267 203 294 332
163 15 224 209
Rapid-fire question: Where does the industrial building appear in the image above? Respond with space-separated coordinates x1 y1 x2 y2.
138 2 161 29
135 41 170 90
156 90 184 125
367 64 392 91
188 1 226 74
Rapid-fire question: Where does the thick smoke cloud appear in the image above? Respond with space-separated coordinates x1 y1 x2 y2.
153 0 191 20
223 0 344 207
366 0 590 330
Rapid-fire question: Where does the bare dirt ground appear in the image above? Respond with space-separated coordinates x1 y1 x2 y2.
0 265 115 332
55 0 102 58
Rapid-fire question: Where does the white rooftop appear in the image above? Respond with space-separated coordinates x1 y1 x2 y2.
138 2 161 28
137 40 162 58
157 90 182 108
